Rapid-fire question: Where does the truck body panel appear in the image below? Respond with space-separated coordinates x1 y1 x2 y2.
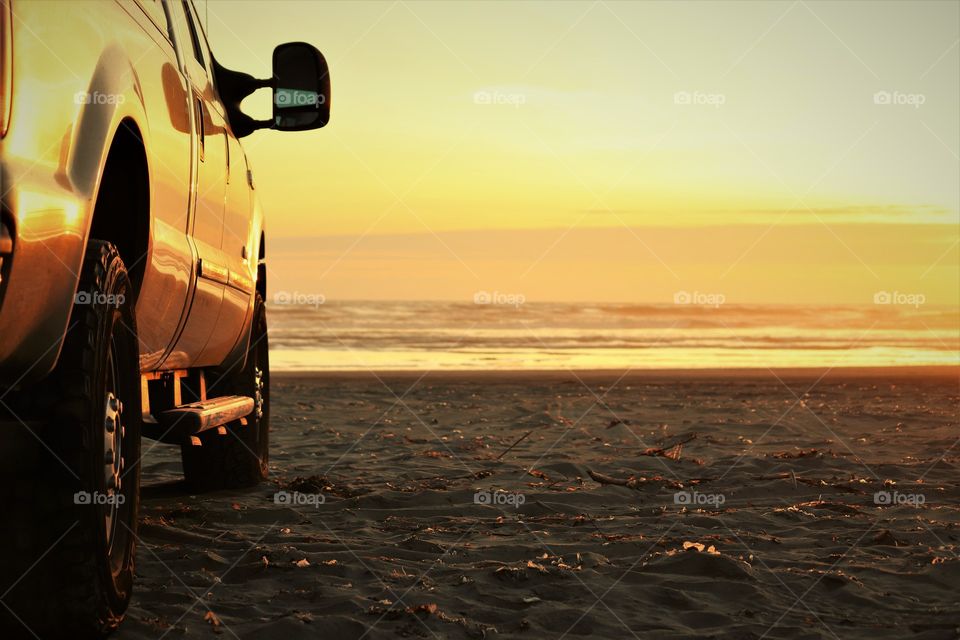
0 0 263 383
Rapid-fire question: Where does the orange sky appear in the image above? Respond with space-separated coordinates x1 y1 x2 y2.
201 0 959 304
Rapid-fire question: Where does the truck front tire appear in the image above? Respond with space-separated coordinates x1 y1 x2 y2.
0 240 141 639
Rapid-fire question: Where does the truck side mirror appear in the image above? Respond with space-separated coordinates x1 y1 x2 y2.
272 42 330 131
212 42 330 138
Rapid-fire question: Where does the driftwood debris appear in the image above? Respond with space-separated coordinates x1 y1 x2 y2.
497 430 533 460
641 433 697 461
587 469 645 489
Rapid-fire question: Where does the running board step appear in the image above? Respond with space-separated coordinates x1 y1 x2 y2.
144 395 254 444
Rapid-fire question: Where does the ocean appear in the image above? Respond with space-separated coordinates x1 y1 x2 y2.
266 300 959 371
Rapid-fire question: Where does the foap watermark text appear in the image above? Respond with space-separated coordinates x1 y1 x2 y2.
874 290 925 308
274 490 326 508
674 290 725 308
274 290 325 309
674 491 726 508
474 490 526 508
474 290 525 308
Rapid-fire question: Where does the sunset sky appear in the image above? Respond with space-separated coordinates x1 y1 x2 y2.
202 0 959 305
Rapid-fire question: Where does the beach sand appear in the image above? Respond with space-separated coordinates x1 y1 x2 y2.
116 368 960 639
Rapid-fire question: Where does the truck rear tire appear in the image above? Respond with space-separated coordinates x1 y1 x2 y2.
0 240 141 639
180 292 269 491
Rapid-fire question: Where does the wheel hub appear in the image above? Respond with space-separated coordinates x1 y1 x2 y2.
103 391 123 544
254 367 264 420
104 392 123 491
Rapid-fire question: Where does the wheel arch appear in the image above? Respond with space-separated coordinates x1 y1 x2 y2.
87 119 150 295
0 47 154 382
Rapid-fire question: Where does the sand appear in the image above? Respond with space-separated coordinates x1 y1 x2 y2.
115 367 960 639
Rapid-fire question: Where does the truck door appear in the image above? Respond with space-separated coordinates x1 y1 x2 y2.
163 0 230 368
189 1 252 363
124 0 194 372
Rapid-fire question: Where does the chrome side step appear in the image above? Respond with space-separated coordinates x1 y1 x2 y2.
144 395 253 444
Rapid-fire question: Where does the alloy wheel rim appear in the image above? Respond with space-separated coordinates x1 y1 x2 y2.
103 345 123 555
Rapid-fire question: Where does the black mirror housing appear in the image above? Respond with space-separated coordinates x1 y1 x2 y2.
213 42 330 138
272 42 330 131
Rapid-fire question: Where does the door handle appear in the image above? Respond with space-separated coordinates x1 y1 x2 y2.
195 97 205 162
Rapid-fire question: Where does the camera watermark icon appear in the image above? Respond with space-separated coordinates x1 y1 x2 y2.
474 490 526 508
74 490 125 506
874 491 925 507
274 490 326 508
473 90 526 108
674 91 725 108
674 491 726 508
873 290 925 308
474 290 525 308
873 90 925 108
74 291 125 307
74 91 125 106
273 290 325 309
673 290 725 308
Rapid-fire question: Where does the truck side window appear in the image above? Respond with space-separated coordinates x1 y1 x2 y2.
133 0 174 42
185 1 223 92
180 0 206 67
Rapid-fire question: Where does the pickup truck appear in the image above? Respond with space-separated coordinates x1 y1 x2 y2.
0 1 329 636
